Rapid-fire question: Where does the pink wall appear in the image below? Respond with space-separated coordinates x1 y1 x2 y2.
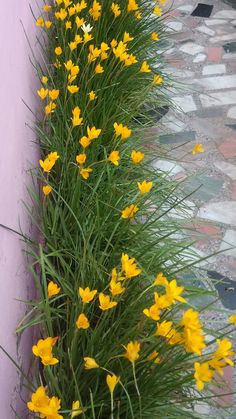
0 1 40 416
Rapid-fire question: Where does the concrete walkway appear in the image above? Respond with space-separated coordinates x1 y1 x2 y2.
159 0 236 413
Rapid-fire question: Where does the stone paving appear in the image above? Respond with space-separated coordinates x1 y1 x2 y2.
158 0 236 413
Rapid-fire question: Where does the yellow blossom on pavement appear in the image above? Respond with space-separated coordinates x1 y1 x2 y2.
45 101 56 115
27 386 50 413
76 313 90 329
72 106 83 126
138 180 153 194
99 293 117 311
76 153 86 165
80 168 93 180
123 341 140 363
153 74 163 85
106 374 120 393
229 314 236 325
79 287 97 303
88 90 97 101
84 357 99 369
151 32 159 41
114 122 132 140
140 61 151 73
42 185 52 196
192 143 205 155
131 150 144 164
37 87 48 100
111 2 121 17
48 281 61 298
55 47 62 56
67 85 80 94
71 400 83 417
121 253 141 278
32 337 59 366
108 150 120 166
121 204 139 219
194 362 213 391
49 89 60 100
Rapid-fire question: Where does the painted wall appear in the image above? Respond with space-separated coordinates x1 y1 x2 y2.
0 1 40 416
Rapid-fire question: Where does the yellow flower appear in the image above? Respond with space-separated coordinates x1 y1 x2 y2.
151 32 159 41
229 314 236 325
147 351 161 364
45 101 56 115
88 90 97 101
48 281 61 298
45 21 52 29
75 0 87 13
153 5 162 16
121 204 139 220
106 374 120 394
109 279 125 296
111 39 118 48
123 53 137 66
68 6 76 16
213 338 234 366
95 63 104 74
55 8 68 20
40 396 62 418
153 272 168 286
80 168 92 180
48 152 60 163
69 41 78 51
183 328 206 355
84 32 93 43
32 337 59 366
127 0 139 12
131 150 144 164
76 153 86 165
79 287 97 303
121 253 141 278
64 0 72 7
137 180 152 194
36 16 44 27
72 106 83 127
39 158 55 173
41 76 48 84
88 45 101 62
65 20 72 30
155 320 173 337
43 4 52 12
164 279 186 305
143 303 161 321
69 65 80 83
76 313 90 329
153 74 163 85
42 185 52 196
49 89 60 100
71 400 83 417
192 143 205 155
140 61 151 73
67 85 80 94
37 87 48 100
113 122 132 140
84 357 99 369
27 386 50 413
135 10 141 19
75 34 83 44
181 308 202 332
123 341 140 363
89 0 102 21
76 16 85 28
87 126 101 140
64 60 73 71
209 357 226 376
55 47 62 56
108 150 120 166
194 362 213 391
99 293 117 311
111 2 121 17
123 32 134 43
80 136 91 148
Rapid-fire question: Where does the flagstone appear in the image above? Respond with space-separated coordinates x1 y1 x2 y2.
220 229 236 257
196 26 215 36
214 161 236 180
193 53 207 63
213 10 236 19
184 174 224 202
152 159 184 175
205 19 228 26
194 75 236 90
178 5 194 13
172 95 197 112
202 64 226 76
210 33 236 44
218 138 236 157
159 130 196 145
198 202 236 226
227 107 236 119
207 47 222 63
166 21 183 32
179 42 205 56
200 91 236 107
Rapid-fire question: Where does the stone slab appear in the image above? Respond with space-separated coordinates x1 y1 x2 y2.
227 106 236 119
193 53 207 63
220 229 236 257
205 19 228 26
194 75 236 90
152 159 184 175
166 21 183 32
202 64 226 76
172 95 197 112
208 271 236 310
196 26 215 36
210 33 236 44
196 108 223 118
214 161 236 180
159 131 196 145
179 42 205 55
198 201 236 226
213 10 236 19
200 91 236 107
184 175 224 202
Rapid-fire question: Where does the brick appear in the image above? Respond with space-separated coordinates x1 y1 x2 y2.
218 138 236 158
207 47 222 63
